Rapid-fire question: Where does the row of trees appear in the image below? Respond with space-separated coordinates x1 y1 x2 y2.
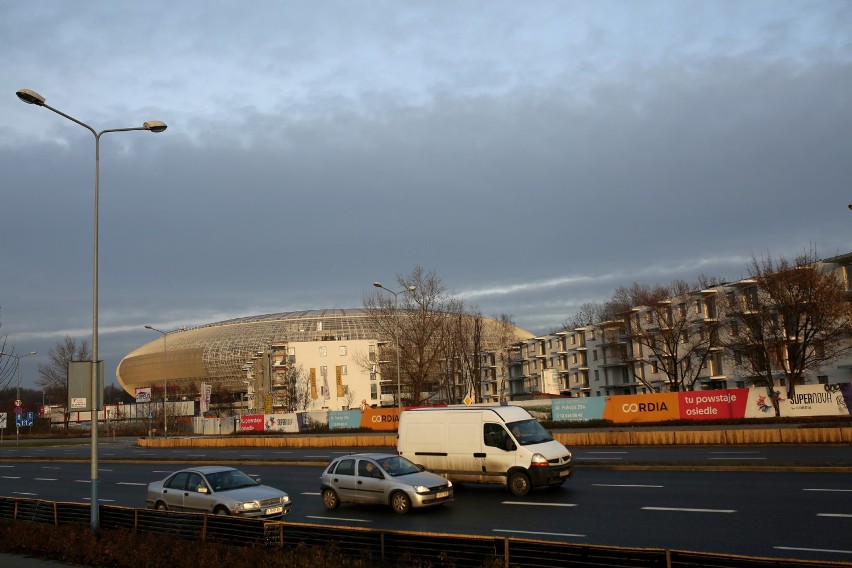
562 250 852 413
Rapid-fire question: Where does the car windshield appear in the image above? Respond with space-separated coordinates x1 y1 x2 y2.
205 469 258 491
375 455 421 477
506 419 553 446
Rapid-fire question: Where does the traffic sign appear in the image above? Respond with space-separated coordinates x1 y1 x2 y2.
0 412 6 428
14 399 22 407
14 406 23 415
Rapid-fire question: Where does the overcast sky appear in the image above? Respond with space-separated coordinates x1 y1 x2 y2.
2 1 851 391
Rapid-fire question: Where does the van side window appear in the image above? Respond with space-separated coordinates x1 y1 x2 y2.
484 423 510 450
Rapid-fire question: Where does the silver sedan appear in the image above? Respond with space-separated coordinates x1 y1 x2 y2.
320 453 453 514
146 465 291 518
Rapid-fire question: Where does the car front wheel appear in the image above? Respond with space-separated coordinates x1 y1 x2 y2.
390 491 411 514
214 506 230 515
322 488 340 511
155 501 168 511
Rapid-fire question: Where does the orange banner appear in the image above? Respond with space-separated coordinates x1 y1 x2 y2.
602 392 680 423
359 407 400 431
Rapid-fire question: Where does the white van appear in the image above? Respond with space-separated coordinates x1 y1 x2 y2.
396 405 573 496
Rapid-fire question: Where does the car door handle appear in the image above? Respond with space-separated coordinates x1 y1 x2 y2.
357 480 363 485
473 453 486 458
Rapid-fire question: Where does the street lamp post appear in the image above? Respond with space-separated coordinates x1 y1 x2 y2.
372 282 416 409
16 88 167 530
144 325 169 438
0 351 37 445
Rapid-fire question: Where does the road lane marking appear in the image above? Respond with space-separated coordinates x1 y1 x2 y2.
775 546 852 555
503 501 578 507
707 457 766 460
306 515 371 523
0 466 14 468
12 492 38 496
82 498 115 503
593 484 663 488
41 466 61 470
116 482 147 486
35 478 58 481
494 529 586 538
1 476 21 479
576 457 623 460
585 451 628 454
642 507 735 513
302 492 321 496
74 480 91 483
818 513 852 518
306 455 331 458
708 451 761 454
805 488 852 493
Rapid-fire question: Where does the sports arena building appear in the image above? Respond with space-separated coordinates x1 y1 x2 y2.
116 309 534 413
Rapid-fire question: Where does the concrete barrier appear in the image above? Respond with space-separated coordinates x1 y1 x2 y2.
137 426 851 448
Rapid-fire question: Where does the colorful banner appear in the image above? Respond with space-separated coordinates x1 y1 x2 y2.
678 388 749 420
135 387 151 403
240 414 264 432
264 412 300 432
780 383 852 417
200 383 212 413
329 409 362 430
310 368 317 400
552 397 605 421
601 392 681 423
336 366 344 398
359 407 400 431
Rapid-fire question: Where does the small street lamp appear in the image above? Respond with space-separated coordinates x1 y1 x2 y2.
372 281 416 409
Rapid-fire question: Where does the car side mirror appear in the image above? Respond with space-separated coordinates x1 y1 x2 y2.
197 487 208 494
254 477 262 484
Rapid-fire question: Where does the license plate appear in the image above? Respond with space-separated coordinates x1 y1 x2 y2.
266 506 283 514
558 469 570 477
436 491 449 499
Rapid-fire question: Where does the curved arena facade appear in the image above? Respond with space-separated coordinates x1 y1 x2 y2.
117 308 533 410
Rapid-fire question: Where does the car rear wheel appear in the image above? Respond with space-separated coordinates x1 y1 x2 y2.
214 506 230 516
322 488 340 511
390 491 411 514
508 470 531 497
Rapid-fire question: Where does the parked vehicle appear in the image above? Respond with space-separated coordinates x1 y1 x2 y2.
146 465 291 518
320 453 453 514
397 405 573 496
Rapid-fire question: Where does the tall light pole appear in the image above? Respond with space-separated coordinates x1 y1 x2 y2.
373 282 416 409
0 351 37 445
144 325 169 438
16 88 167 530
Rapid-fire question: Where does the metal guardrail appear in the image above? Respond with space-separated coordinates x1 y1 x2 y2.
0 497 845 568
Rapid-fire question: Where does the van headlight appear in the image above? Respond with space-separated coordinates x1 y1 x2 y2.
530 453 549 467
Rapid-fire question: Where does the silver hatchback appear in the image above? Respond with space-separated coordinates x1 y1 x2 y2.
146 465 291 518
320 453 453 514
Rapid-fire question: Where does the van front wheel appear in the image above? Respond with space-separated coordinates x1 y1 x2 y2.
508 471 531 497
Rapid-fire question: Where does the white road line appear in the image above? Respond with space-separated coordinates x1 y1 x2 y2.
116 482 147 486
585 451 628 454
34 478 58 481
0 466 14 468
1 476 21 479
817 513 852 518
642 507 736 513
82 498 115 503
593 484 663 488
775 546 852 555
503 501 578 507
494 529 586 538
805 488 852 493
41 466 61 470
306 515 371 523
576 457 623 460
12 492 38 496
306 455 330 458
707 457 767 460
74 480 91 483
302 492 321 496
708 451 761 454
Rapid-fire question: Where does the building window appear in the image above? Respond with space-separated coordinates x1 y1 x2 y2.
319 346 327 357
339 346 347 356
594 370 599 381
320 366 327 377
593 350 598 361
341 365 347 375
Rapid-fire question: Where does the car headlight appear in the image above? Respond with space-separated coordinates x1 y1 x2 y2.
238 501 260 510
413 485 430 494
282 495 290 504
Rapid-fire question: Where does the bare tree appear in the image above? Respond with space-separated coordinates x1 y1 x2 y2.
559 302 607 331
617 280 718 392
0 308 17 390
720 250 852 414
365 266 455 406
36 336 90 427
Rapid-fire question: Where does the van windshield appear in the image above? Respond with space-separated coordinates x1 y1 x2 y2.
506 419 553 446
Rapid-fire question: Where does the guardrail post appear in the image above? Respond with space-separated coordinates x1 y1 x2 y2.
53 501 58 526
503 537 509 568
666 549 672 568
380 532 385 566
201 513 208 542
13 499 18 521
